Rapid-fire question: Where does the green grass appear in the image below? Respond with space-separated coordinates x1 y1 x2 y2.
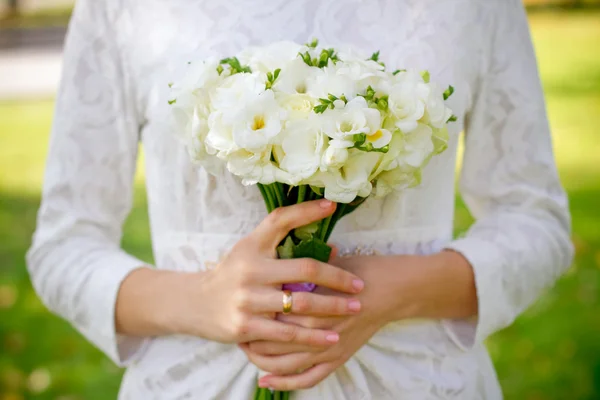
1 9 600 400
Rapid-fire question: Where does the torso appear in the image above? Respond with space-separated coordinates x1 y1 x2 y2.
111 1 502 398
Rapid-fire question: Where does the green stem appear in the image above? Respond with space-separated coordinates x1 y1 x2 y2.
257 184 272 213
273 183 286 207
319 214 333 241
324 203 346 241
297 185 306 204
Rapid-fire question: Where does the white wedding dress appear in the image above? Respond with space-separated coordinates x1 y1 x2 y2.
27 0 574 398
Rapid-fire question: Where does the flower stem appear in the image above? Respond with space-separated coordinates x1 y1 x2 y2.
297 185 306 204
273 183 285 207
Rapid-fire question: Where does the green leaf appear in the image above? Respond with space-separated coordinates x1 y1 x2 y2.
392 69 406 75
293 238 332 263
314 104 328 114
310 186 323 196
168 99 176 105
443 85 455 100
216 65 224 75
421 70 431 83
273 68 281 81
306 38 319 48
370 51 380 62
294 222 320 241
277 237 295 259
447 114 458 122
167 82 173 88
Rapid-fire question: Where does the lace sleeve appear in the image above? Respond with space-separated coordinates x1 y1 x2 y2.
442 0 574 349
26 0 149 365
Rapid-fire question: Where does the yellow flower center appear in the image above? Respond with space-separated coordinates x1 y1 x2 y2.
368 130 383 142
252 115 265 131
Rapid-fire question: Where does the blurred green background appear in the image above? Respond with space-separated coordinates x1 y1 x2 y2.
1 2 600 399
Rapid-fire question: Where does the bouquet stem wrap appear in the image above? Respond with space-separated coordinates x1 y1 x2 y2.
254 183 364 400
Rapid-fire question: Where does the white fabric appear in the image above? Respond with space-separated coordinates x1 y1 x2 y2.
26 0 574 399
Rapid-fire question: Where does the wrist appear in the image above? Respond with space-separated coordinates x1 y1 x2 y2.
411 251 477 320
115 268 207 337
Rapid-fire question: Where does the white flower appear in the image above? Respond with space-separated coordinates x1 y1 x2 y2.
388 70 429 133
321 139 349 170
169 59 222 98
308 152 381 203
238 41 303 74
279 119 325 180
322 97 381 142
373 167 419 197
205 111 237 157
211 72 264 111
274 57 316 95
306 65 358 100
397 123 434 168
231 90 287 151
336 48 387 92
424 83 453 129
228 148 294 186
275 92 315 120
365 128 392 149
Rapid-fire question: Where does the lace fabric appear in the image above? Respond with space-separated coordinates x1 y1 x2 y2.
26 0 573 398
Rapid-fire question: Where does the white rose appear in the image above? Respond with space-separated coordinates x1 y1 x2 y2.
322 96 381 142
279 119 325 180
388 70 429 133
231 90 287 151
205 110 238 157
307 152 381 203
275 92 316 120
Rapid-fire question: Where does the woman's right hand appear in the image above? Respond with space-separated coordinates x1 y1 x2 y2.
175 199 365 348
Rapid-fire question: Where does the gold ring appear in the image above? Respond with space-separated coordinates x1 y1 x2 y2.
282 290 293 314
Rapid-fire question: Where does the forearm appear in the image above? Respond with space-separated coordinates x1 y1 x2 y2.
115 267 206 337
356 251 478 324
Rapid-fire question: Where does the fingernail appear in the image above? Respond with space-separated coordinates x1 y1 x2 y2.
258 379 269 388
348 300 361 312
320 199 333 208
352 279 364 292
326 333 339 343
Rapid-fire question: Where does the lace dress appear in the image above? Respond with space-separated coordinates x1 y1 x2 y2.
26 0 573 398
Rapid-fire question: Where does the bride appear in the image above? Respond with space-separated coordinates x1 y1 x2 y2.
27 0 573 398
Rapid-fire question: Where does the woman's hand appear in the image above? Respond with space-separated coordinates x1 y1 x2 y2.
240 252 477 390
170 200 365 346
240 257 393 390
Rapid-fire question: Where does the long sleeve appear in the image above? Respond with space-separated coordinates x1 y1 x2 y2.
442 0 574 349
26 0 148 365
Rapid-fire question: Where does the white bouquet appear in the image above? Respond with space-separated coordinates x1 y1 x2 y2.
168 39 454 400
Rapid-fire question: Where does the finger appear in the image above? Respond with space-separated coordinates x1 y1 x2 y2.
264 259 364 294
259 362 337 391
328 244 339 261
248 340 323 356
251 200 336 251
276 313 344 330
251 290 360 316
244 318 340 347
243 348 316 376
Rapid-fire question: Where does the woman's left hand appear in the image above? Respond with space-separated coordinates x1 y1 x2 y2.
240 256 398 391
